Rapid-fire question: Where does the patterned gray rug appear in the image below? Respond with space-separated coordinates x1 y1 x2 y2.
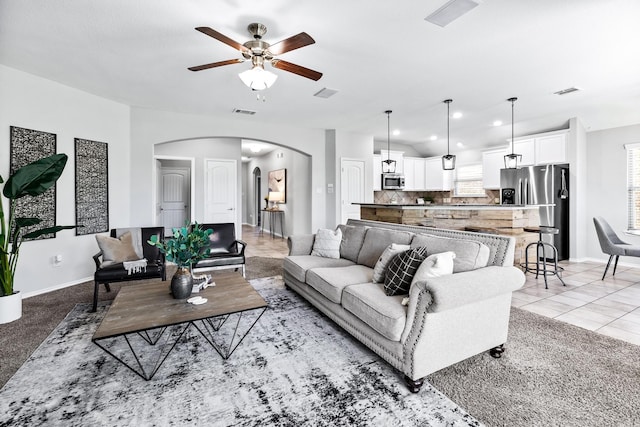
0 277 480 427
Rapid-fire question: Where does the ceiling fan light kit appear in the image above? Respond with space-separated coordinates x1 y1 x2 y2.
504 97 522 169
442 99 456 170
189 23 322 91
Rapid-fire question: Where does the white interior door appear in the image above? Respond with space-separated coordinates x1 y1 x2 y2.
160 167 190 234
205 159 237 224
341 159 365 224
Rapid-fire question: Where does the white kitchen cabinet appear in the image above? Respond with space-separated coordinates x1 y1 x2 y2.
403 157 426 190
482 148 506 189
373 154 381 190
535 133 567 164
512 138 535 166
424 157 452 191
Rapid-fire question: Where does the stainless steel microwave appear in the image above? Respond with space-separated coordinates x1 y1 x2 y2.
382 173 405 190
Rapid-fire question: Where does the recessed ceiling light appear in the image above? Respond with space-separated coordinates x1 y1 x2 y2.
452 112 463 119
250 145 262 153
241 156 250 161
430 135 438 141
393 129 400 136
493 120 503 126
456 142 465 148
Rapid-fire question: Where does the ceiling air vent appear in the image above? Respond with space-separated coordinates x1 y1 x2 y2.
425 0 480 27
232 108 257 115
554 87 581 96
314 88 338 99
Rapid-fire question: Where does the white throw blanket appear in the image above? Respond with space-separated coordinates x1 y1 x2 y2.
123 259 147 275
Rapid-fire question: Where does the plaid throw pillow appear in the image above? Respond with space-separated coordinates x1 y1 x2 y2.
384 246 428 296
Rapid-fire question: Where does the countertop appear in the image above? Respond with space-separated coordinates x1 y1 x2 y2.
355 203 554 210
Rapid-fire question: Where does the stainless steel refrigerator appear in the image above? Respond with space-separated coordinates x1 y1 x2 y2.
500 164 570 260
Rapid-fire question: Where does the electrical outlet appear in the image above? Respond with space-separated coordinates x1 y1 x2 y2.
53 254 62 267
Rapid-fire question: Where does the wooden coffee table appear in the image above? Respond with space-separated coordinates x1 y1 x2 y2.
92 271 267 380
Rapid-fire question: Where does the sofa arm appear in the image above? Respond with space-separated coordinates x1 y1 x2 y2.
422 266 525 313
287 234 316 256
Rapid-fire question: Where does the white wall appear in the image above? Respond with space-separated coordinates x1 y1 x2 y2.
0 65 131 296
129 107 326 233
586 123 640 266
244 147 311 236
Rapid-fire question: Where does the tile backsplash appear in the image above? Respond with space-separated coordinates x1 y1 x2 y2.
374 190 500 205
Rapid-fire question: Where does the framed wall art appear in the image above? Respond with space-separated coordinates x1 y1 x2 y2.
75 138 109 235
268 168 286 204
9 126 57 240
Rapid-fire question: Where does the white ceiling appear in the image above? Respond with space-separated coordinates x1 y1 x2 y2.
1 0 640 157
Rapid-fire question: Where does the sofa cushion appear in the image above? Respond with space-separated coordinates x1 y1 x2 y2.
307 265 373 304
384 247 428 296
357 228 414 268
337 224 368 263
342 283 407 342
411 234 490 273
284 255 355 282
311 228 342 259
372 243 411 283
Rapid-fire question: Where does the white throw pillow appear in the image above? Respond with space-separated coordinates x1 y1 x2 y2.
403 251 456 306
311 228 343 259
372 243 411 283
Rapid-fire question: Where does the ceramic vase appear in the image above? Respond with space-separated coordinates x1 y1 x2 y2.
0 291 22 324
170 267 193 299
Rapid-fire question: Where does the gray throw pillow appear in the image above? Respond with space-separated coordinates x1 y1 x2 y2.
337 224 368 263
372 243 411 283
384 246 428 296
410 234 490 273
95 232 140 266
311 228 342 259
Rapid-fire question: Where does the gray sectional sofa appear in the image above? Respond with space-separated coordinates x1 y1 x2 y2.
283 219 525 392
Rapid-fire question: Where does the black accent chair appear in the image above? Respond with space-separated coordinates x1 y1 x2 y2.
92 227 166 312
192 223 247 276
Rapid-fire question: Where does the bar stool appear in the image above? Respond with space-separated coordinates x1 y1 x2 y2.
521 226 566 289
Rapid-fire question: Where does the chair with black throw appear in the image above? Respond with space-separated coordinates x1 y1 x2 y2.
593 216 640 279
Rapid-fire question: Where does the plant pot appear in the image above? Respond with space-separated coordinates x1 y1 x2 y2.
170 267 193 299
0 291 22 324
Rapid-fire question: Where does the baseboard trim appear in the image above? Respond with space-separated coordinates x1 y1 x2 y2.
22 276 93 299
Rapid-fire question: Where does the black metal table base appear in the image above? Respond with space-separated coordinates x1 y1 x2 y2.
93 307 267 380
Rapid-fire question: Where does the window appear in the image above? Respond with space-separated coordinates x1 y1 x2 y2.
453 163 484 197
626 143 640 231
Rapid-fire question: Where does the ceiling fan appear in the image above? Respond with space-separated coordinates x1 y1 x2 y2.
188 23 323 90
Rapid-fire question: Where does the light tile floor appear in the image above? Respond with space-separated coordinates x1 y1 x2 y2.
513 260 640 346
241 224 640 347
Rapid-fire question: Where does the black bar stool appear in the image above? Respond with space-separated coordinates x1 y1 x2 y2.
521 226 566 289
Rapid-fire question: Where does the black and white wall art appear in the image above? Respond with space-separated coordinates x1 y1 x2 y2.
9 126 57 240
74 138 109 235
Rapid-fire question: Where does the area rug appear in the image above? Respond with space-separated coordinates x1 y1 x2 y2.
0 277 480 427
245 256 283 280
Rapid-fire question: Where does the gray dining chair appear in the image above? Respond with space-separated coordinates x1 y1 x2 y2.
593 217 640 280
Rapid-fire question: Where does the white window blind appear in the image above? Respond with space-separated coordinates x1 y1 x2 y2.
626 143 640 231
454 163 484 196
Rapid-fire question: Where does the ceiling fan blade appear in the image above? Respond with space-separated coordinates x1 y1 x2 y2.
271 59 323 81
195 27 250 54
268 32 315 55
188 59 244 72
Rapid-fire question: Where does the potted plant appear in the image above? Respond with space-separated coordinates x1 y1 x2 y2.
0 153 77 324
148 222 213 299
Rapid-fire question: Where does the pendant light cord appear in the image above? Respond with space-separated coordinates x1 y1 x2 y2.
509 97 517 154
385 110 392 162
444 99 452 156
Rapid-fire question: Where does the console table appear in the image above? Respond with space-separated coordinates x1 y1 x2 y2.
261 209 285 239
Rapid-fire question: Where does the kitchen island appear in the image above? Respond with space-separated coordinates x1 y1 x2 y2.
356 203 551 264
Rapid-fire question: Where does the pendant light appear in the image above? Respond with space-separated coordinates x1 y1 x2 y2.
504 97 521 169
441 99 456 170
382 110 396 173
